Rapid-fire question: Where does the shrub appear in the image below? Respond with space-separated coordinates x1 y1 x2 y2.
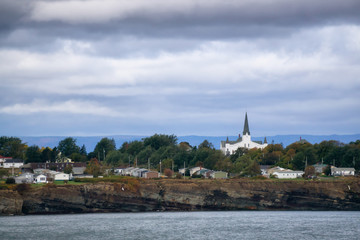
16 183 31 193
164 168 173 178
5 177 15 184
175 173 183 179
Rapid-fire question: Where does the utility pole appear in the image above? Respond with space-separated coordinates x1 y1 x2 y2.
103 149 105 162
159 160 162 175
128 156 131 167
148 158 150 170
305 156 308 169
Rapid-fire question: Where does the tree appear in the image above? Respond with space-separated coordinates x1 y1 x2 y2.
323 165 331 176
304 166 316 178
105 150 125 166
0 168 9 179
58 137 80 157
126 140 143 156
25 145 42 163
94 138 116 161
0 136 27 159
41 147 52 162
143 134 177 150
198 140 214 149
80 144 87 156
242 160 261 177
64 165 73 174
70 152 87 162
85 158 102 177
164 168 173 178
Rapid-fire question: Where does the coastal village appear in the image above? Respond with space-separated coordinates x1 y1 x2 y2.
0 114 358 185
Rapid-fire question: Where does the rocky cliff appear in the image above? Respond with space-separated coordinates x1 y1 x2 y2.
1 178 360 215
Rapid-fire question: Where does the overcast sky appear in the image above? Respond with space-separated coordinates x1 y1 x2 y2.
1 0 360 137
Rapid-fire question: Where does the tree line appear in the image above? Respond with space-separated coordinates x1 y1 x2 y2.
1 135 359 175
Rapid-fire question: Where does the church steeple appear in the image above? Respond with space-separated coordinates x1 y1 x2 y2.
243 112 250 135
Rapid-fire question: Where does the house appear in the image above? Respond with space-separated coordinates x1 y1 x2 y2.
53 172 70 181
331 167 355 176
189 167 202 176
260 165 271 176
193 168 210 177
272 170 304 179
15 173 34 184
210 171 228 179
73 174 94 179
0 156 12 167
267 166 286 175
33 168 50 175
143 171 159 179
3 159 24 168
123 167 136 176
132 168 147 177
34 174 47 183
313 163 328 174
220 113 267 155
72 167 86 175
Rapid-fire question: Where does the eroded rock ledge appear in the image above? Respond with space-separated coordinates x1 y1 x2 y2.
1 179 360 215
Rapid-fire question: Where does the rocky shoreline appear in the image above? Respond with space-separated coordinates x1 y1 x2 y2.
1 179 360 215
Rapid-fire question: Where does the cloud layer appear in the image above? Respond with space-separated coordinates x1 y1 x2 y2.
0 0 360 137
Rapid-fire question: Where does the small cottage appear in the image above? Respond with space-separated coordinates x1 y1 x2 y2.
54 173 70 181
273 171 304 179
331 167 355 176
34 174 47 183
210 171 228 179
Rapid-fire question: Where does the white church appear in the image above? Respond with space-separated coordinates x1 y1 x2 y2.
220 113 268 155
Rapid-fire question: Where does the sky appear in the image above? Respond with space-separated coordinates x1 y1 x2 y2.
0 0 360 137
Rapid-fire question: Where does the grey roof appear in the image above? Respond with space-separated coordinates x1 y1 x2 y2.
4 158 23 163
243 112 250 135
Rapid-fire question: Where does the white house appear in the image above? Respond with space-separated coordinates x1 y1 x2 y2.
331 167 355 176
54 172 70 181
34 174 47 183
273 170 304 179
220 113 268 155
15 173 34 184
0 156 12 167
3 159 24 168
189 167 202 176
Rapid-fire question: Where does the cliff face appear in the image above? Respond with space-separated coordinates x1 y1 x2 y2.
1 179 360 215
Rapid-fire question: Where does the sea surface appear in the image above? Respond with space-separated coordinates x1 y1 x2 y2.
1 211 359 240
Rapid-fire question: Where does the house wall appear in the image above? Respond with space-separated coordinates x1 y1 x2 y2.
54 174 70 181
144 172 159 179
3 162 23 168
212 172 228 179
274 172 303 179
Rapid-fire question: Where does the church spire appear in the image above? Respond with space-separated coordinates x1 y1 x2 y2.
243 112 250 135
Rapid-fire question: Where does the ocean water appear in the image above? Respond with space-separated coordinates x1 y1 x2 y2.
1 211 359 240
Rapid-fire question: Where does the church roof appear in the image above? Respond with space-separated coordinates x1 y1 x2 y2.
243 112 250 135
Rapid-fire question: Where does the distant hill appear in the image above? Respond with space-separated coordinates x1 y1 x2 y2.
19 134 360 152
